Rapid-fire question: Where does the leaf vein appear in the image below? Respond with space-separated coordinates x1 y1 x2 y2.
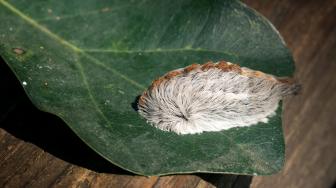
35 6 127 22
81 48 237 56
0 0 145 90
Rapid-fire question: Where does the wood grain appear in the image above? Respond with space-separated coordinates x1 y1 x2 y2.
1 0 335 187
244 0 336 188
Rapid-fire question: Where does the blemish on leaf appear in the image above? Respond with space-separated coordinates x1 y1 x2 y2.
104 99 110 105
101 7 110 12
45 65 53 70
185 45 192 49
12 48 25 55
22 81 27 86
104 84 114 89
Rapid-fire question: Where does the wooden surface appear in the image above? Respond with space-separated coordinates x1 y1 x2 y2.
1 0 336 187
246 0 336 188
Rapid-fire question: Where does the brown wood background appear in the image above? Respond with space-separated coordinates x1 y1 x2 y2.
1 0 335 187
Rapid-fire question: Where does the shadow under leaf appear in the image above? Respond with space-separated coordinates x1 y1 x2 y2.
0 58 131 175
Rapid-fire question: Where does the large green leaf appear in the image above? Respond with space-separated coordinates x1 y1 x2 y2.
0 0 294 176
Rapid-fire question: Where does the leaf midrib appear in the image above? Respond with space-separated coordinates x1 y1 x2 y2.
1 0 278 173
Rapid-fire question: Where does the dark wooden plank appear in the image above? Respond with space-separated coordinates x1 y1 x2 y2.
1 0 335 188
244 0 336 188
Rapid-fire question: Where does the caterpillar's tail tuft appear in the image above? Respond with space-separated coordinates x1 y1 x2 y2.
277 77 301 96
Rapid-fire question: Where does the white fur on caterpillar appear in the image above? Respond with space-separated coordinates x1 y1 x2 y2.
138 61 300 135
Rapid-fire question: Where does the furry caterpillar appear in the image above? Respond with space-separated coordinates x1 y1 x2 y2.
138 61 299 135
